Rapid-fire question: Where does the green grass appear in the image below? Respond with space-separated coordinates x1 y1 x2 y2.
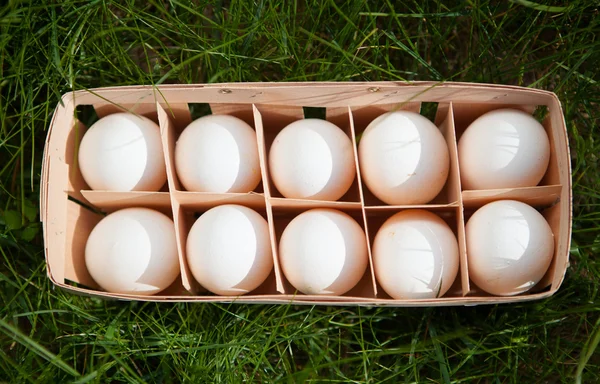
1 0 599 382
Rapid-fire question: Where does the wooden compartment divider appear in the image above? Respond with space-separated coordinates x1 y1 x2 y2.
439 102 470 296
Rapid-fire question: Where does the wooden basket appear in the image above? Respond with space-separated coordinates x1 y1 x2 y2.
40 82 572 306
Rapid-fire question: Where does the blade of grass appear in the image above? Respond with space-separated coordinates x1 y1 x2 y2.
575 317 600 384
0 318 80 377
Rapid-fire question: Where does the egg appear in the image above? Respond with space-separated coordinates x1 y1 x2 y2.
466 200 554 296
278 209 368 295
268 119 356 201
175 115 261 193
186 205 273 295
358 111 449 205
372 210 459 299
458 109 550 190
85 208 179 295
78 113 167 191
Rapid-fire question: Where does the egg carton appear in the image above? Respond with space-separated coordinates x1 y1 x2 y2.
40 82 572 306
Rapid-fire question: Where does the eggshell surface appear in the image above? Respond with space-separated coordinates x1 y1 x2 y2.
175 115 261 192
269 119 356 201
373 210 459 299
85 208 179 295
458 109 550 190
278 209 368 295
186 205 273 295
358 111 449 205
78 113 166 191
466 200 554 296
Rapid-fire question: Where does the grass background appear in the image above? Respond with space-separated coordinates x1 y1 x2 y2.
1 0 599 382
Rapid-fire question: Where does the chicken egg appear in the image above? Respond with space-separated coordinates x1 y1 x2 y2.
278 208 368 295
175 115 261 193
458 109 550 190
466 200 554 296
268 119 356 201
186 205 273 295
78 113 167 191
372 209 459 299
358 111 450 205
85 208 180 295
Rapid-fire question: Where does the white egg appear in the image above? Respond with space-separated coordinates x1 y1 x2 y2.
458 109 550 190
85 208 179 295
373 210 459 299
78 113 167 191
279 209 368 295
268 119 356 201
358 111 450 205
175 115 261 193
466 200 554 296
186 205 273 295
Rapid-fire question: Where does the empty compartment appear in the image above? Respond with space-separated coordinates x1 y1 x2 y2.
452 103 562 191
352 101 459 207
159 102 265 196
63 198 188 297
462 198 561 298
270 205 376 300
364 206 465 300
175 202 280 297
255 104 362 204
